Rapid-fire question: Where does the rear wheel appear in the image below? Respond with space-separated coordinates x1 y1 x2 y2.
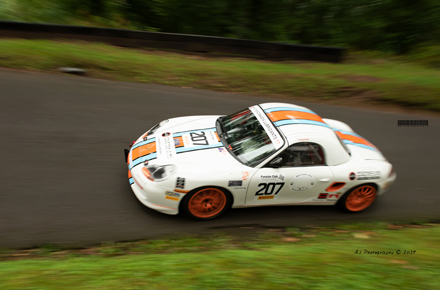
183 187 231 220
338 184 377 212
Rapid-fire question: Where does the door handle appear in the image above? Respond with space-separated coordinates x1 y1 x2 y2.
319 178 331 182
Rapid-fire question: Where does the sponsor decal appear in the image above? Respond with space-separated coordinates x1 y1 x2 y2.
174 138 182 146
165 191 180 201
218 147 227 155
176 177 185 189
233 186 247 190
297 138 309 141
249 106 284 149
315 193 340 201
260 174 285 182
258 196 274 200
156 133 176 160
242 171 249 181
165 191 181 198
228 180 243 187
327 194 340 201
349 172 356 180
357 171 380 180
289 174 315 191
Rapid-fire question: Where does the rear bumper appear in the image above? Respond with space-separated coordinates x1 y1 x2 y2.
378 172 397 195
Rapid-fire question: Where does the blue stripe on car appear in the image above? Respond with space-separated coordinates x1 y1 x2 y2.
343 140 379 152
264 107 317 114
274 119 330 128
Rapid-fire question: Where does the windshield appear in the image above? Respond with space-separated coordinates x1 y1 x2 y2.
217 108 277 167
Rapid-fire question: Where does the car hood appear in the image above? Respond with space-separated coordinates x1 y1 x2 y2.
128 115 240 170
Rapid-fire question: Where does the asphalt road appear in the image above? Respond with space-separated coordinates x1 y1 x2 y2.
1 69 439 249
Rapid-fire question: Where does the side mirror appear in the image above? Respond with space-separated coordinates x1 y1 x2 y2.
269 156 283 168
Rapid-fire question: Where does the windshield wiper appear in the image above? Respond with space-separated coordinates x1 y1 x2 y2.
217 117 229 140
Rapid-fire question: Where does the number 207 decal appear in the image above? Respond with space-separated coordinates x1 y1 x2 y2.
190 131 208 146
255 182 285 196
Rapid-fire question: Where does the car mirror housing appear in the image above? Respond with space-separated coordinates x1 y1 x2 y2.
269 156 283 168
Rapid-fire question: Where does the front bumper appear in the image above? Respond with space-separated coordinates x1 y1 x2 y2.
125 140 180 216
130 180 179 215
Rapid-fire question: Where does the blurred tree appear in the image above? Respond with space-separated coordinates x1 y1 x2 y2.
62 0 108 17
1 0 439 53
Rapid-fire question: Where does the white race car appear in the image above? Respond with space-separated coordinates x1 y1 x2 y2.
125 103 396 220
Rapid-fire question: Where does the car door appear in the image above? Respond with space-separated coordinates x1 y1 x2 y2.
245 142 333 205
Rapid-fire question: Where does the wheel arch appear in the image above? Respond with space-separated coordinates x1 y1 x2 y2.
179 185 234 216
341 182 378 197
337 182 379 212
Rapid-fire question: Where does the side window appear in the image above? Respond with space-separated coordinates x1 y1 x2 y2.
280 142 325 167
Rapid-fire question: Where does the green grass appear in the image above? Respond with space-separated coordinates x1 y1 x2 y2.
1 223 440 289
1 39 440 112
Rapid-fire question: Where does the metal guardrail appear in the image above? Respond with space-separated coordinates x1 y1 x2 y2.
0 21 345 62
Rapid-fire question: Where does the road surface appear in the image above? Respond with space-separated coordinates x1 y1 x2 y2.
1 69 439 248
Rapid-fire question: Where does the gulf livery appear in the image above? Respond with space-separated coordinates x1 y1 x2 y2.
125 103 396 220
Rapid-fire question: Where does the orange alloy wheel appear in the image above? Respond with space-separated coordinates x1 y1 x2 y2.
188 188 227 218
345 185 377 212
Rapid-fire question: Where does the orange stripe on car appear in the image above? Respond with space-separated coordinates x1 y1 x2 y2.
215 132 221 142
336 132 377 149
267 110 325 123
128 170 132 179
131 142 157 161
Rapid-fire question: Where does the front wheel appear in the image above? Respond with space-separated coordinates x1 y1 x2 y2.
183 187 231 220
337 184 377 212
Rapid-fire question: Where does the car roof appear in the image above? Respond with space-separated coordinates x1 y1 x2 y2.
258 103 351 166
258 102 337 141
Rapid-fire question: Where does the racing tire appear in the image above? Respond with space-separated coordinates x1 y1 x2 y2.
337 184 378 213
182 187 232 220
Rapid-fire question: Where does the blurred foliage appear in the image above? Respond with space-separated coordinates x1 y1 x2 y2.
0 0 440 54
2 39 440 111
406 44 440 68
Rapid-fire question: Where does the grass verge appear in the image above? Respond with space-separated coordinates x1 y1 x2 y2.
1 39 440 113
1 222 439 289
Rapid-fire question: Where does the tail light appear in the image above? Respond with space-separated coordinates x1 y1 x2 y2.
388 165 394 177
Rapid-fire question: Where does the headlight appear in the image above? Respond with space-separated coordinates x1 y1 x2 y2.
142 164 176 182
